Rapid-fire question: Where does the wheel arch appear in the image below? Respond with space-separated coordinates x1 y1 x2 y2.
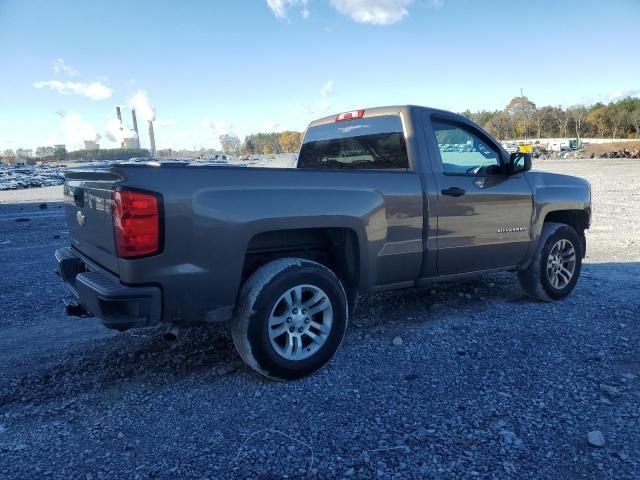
240 227 363 314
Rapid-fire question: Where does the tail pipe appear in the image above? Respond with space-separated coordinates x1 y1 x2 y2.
164 323 181 341
65 302 92 318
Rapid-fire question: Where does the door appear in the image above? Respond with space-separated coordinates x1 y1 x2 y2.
427 118 533 275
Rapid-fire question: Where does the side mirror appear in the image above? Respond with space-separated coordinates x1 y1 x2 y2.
508 152 532 174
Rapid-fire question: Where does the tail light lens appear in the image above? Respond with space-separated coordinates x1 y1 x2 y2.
112 188 162 258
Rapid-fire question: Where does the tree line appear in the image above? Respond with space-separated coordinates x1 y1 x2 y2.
462 96 640 141
1 147 150 164
219 98 640 153
219 130 303 155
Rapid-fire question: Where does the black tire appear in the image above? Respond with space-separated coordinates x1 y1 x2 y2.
518 223 583 301
231 258 348 380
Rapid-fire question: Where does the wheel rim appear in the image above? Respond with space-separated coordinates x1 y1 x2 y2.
268 284 333 361
546 239 577 289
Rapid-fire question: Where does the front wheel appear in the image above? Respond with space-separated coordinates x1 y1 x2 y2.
518 223 583 301
231 258 348 380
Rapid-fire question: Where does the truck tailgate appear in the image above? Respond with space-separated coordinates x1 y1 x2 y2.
64 168 121 274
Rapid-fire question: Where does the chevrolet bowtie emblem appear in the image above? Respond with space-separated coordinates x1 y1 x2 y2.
76 210 85 226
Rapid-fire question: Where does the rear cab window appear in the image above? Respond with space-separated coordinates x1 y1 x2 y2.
297 115 409 170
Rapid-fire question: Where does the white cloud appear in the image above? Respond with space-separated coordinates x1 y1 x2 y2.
33 80 112 100
321 79 334 98
263 120 283 131
267 0 290 18
300 98 331 116
202 119 236 148
329 0 412 25
52 58 80 76
266 0 309 19
428 0 443 8
298 80 335 116
607 89 640 102
202 119 233 134
268 0 418 24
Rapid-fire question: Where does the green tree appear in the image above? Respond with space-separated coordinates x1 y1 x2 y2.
2 149 16 165
16 148 33 159
53 145 67 161
35 146 56 160
630 108 640 139
610 108 628 139
506 96 537 138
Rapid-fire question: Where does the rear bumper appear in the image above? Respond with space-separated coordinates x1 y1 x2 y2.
55 247 162 331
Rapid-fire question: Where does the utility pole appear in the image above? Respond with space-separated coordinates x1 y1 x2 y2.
521 88 527 145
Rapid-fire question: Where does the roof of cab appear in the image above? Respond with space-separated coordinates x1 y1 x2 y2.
306 105 460 128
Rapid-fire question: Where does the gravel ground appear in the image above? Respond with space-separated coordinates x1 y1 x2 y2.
0 158 638 479
0 185 63 204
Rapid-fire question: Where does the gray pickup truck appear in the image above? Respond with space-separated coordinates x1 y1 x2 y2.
56 105 591 379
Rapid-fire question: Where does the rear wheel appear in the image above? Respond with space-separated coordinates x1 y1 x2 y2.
231 258 348 380
518 223 583 301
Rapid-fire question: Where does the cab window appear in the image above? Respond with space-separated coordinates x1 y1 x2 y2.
298 116 409 170
432 120 502 175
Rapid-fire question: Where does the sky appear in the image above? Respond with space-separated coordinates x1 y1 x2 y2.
1 0 639 152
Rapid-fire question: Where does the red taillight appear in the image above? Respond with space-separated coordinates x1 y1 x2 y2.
336 109 365 122
112 189 161 258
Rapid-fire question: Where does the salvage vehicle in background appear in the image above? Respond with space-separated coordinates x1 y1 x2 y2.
56 106 591 379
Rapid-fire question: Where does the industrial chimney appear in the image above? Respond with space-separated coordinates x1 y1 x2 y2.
148 120 156 156
116 106 124 148
131 109 141 149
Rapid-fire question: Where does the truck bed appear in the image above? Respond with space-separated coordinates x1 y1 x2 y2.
63 161 424 325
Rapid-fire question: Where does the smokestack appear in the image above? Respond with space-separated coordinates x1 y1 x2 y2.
131 109 139 136
131 109 140 149
148 120 156 156
116 107 124 148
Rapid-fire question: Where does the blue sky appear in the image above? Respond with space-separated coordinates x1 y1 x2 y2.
1 0 639 151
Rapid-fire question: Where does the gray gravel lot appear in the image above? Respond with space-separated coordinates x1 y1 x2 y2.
0 158 639 479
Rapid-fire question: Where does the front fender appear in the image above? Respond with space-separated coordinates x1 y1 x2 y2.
522 171 591 269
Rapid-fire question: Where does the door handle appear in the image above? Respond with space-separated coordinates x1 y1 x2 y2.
441 187 466 197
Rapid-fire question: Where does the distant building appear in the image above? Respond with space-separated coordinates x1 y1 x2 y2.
83 140 99 150
123 137 140 149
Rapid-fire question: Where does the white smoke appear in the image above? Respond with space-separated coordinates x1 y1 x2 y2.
129 90 156 122
56 112 100 146
105 118 138 144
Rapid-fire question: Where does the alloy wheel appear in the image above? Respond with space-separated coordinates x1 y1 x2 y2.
268 284 333 360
